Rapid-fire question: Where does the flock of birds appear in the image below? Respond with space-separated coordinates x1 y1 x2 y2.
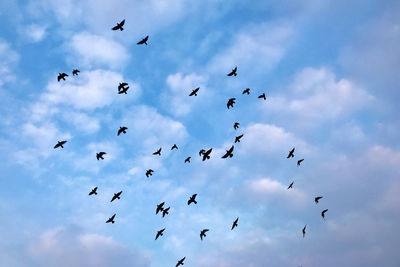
52 19 329 266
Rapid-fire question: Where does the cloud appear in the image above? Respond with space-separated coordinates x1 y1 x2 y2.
25 24 47 42
0 40 19 86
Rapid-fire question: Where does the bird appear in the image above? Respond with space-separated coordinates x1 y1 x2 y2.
287 181 294 189
171 144 178 150
227 98 236 109
155 228 165 240
199 149 205 156
162 207 170 218
153 148 162 156
200 229 209 241
176 257 185 267
110 191 122 202
321 209 328 220
234 122 240 130
137 35 149 45
54 140 67 149
302 225 306 238
188 194 198 205
189 87 200 96
202 148 212 161
227 66 237 76
88 187 98 196
242 88 250 95
184 156 191 163
57 73 68 82
117 126 128 136
297 159 304 166
258 93 266 100
96 152 106 160
112 19 125 31
315 196 323 204
231 217 239 230
146 169 154 178
221 145 234 159
156 202 165 214
235 134 243 143
118 87 129 94
118 82 129 91
287 148 295 158
72 69 80 76
106 214 116 224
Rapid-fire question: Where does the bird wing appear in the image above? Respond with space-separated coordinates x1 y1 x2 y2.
112 25 119 30
120 19 125 26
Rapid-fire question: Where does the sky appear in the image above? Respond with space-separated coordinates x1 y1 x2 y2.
0 0 399 266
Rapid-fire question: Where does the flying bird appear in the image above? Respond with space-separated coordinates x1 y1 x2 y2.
258 93 266 100
315 196 323 204
118 87 129 94
146 169 154 178
227 98 236 109
199 149 205 156
96 152 106 160
184 156 191 163
297 159 304 166
242 88 250 95
106 214 116 224
231 217 239 230
57 73 68 82
89 187 98 196
153 148 162 156
110 191 122 202
321 209 328 220
137 35 149 45
112 19 125 31
54 140 67 149
162 207 170 218
187 194 198 205
202 148 212 161
189 87 200 96
227 66 237 76
221 145 234 159
118 82 129 91
155 228 166 240
287 181 294 189
176 257 186 267
200 229 209 241
72 69 80 76
287 148 295 158
117 126 128 136
302 225 306 238
171 144 178 150
234 122 240 130
156 202 165 214
235 134 243 143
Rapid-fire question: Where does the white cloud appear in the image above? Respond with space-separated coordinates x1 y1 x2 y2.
0 40 19 86
25 24 47 42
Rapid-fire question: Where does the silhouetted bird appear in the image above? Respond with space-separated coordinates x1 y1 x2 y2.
162 207 170 217
227 66 237 76
118 126 128 136
258 93 266 100
146 169 154 178
234 122 240 130
96 152 106 160
171 144 178 150
227 98 236 109
137 35 149 45
202 148 212 161
57 73 68 82
72 69 80 76
287 181 294 189
189 87 200 96
184 156 191 163
231 217 239 230
118 87 129 94
153 148 162 156
112 19 125 31
118 82 129 91
176 257 185 267
199 149 205 156
235 134 243 143
242 88 250 95
302 225 306 238
200 229 209 241
287 148 295 158
106 214 116 224
188 194 198 205
89 187 98 196
321 209 328 220
315 196 323 204
54 140 67 149
155 228 165 240
297 159 304 166
222 145 234 159
156 202 165 214
110 191 122 202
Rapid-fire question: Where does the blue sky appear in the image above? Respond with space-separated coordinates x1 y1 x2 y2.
0 0 399 266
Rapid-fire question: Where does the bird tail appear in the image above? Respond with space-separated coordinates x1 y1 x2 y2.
112 221 115 224
60 145 64 148
229 154 233 158
234 73 237 76
120 27 124 31
94 192 97 195
194 200 197 204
